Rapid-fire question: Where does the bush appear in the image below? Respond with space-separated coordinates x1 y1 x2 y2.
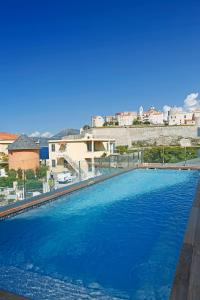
36 165 48 179
17 169 23 180
143 146 198 163
132 119 142 125
25 179 42 191
0 177 14 188
116 145 129 154
25 169 35 180
7 169 17 180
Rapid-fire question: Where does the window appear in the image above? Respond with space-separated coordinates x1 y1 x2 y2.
51 144 55 152
52 159 56 167
59 144 66 151
87 141 92 152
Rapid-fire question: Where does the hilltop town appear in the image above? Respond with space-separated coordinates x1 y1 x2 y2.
91 105 200 127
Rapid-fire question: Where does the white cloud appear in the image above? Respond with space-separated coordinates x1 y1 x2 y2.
184 92 200 111
29 131 53 138
29 131 40 137
41 132 52 138
162 92 200 119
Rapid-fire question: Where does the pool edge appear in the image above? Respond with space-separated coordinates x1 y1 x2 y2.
170 177 200 300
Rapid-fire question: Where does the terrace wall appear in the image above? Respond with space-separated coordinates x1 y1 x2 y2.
88 126 200 146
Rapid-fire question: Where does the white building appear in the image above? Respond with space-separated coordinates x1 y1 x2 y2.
168 108 195 125
91 116 105 127
147 111 164 124
115 112 138 126
141 107 164 124
48 133 115 178
0 132 18 155
105 115 117 124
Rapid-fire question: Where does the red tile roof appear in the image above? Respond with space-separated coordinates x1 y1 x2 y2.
0 132 19 140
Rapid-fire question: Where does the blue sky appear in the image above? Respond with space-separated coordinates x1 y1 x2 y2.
0 0 200 135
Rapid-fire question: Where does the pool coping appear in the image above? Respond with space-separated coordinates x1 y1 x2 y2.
138 163 200 170
0 167 136 220
0 289 26 299
170 177 200 300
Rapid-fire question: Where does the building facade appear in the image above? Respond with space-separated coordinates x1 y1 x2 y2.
142 107 164 124
168 108 195 125
115 112 138 126
48 133 115 177
0 132 18 155
8 135 40 171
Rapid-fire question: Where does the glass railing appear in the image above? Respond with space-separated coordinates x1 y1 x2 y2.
1 147 199 209
0 155 137 208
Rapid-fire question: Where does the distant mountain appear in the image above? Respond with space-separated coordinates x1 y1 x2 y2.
51 128 79 140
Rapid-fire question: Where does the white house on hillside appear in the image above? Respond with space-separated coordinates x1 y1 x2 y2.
115 112 138 126
168 108 195 125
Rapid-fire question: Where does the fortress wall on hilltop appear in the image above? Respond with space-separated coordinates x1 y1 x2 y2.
88 126 200 146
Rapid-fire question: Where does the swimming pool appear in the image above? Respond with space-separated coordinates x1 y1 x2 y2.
0 169 198 299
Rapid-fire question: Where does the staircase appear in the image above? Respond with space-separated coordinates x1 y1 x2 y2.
61 153 89 179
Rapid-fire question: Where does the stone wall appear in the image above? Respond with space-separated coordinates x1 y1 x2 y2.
88 126 200 146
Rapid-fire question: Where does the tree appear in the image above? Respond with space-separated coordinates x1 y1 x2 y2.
25 169 35 180
143 120 150 125
17 169 23 180
7 169 17 180
132 119 142 125
116 145 129 154
36 165 48 179
83 125 90 130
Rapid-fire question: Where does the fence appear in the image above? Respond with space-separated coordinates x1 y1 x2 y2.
1 147 200 208
0 155 137 208
137 146 200 165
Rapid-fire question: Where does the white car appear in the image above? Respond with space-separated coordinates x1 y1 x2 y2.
57 172 73 184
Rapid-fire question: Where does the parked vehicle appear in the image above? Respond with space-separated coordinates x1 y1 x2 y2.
57 172 73 183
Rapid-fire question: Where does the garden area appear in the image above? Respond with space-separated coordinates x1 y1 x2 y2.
0 165 48 192
142 146 198 163
116 145 199 164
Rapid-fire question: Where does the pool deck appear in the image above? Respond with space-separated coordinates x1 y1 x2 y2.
170 178 200 300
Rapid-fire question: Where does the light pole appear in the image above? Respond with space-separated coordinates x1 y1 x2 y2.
23 169 26 199
184 146 187 166
162 145 165 165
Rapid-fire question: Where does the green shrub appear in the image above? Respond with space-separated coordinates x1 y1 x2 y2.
17 169 23 180
0 177 14 188
7 169 17 180
36 165 48 179
116 145 129 154
25 169 35 180
143 146 198 163
25 180 42 191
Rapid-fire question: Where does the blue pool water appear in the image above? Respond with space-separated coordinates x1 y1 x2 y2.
0 169 199 299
